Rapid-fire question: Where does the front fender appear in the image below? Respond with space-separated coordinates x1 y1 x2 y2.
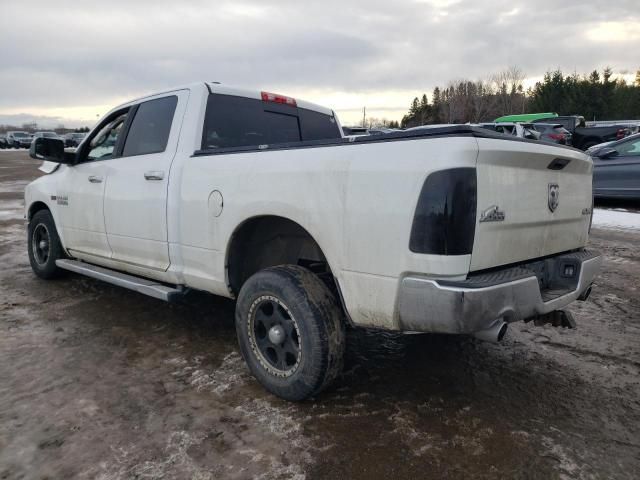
24 176 66 248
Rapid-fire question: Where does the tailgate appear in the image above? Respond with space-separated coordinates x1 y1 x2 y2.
471 138 592 271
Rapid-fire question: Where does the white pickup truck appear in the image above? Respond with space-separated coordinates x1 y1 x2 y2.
25 83 601 401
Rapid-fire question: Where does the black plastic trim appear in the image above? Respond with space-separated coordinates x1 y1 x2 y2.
547 157 571 170
438 249 600 289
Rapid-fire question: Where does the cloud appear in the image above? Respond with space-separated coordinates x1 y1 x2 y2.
0 0 638 124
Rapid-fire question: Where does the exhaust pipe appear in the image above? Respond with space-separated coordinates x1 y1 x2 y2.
472 321 508 343
577 284 592 301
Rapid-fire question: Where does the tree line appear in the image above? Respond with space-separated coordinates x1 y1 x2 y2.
400 67 640 128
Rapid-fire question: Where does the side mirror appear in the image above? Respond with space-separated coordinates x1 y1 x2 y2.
598 147 618 159
30 137 76 164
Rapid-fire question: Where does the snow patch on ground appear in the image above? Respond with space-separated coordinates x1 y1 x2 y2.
592 208 640 232
0 180 29 194
166 352 249 395
0 200 24 220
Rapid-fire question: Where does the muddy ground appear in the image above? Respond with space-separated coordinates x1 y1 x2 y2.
0 150 638 480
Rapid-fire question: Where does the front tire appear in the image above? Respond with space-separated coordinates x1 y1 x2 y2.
235 265 345 401
27 209 64 279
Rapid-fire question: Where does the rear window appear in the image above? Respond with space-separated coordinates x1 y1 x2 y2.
299 108 340 141
122 96 177 157
201 94 340 150
551 119 572 130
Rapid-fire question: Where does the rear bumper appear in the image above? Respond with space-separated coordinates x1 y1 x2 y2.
397 250 602 334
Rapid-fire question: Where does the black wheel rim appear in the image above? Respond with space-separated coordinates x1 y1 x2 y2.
32 223 51 265
248 295 301 377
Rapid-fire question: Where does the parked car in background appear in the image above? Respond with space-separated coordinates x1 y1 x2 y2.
478 122 540 140
589 133 640 199
531 123 573 146
32 132 62 142
532 116 631 150
63 132 87 147
6 131 33 148
342 126 369 136
368 128 399 135
586 120 640 136
494 112 558 123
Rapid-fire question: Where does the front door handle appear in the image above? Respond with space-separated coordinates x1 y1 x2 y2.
144 171 165 181
88 175 103 183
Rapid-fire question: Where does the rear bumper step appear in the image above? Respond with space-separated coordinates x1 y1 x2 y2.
56 259 185 302
396 250 602 334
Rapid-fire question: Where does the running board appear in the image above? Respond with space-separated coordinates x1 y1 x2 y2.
55 259 185 302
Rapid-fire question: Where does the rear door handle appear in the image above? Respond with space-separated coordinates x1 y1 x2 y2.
88 175 103 183
144 171 165 181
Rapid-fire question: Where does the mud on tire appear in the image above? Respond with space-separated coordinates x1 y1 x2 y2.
235 265 346 401
27 209 65 279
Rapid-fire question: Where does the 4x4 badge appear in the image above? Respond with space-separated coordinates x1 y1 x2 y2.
548 183 559 212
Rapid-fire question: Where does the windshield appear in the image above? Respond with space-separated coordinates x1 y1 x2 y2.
13 132 29 138
72 133 85 138
41 132 57 138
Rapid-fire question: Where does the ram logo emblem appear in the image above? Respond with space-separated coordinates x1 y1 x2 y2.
548 183 560 212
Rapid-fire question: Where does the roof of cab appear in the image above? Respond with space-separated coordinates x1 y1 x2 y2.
102 82 336 125
205 83 335 117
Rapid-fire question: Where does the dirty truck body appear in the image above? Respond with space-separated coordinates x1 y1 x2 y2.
25 83 601 400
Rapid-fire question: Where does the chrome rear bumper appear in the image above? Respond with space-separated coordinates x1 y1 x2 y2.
397 250 602 334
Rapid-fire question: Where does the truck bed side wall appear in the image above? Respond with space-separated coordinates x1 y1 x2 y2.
174 136 479 329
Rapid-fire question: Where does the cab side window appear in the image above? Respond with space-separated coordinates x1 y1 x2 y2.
122 96 177 157
615 139 640 157
87 113 128 161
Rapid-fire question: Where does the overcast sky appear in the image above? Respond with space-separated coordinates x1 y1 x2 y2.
1 0 638 127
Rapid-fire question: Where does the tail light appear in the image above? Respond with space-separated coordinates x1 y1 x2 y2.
261 91 297 107
616 128 629 140
409 168 477 255
548 133 565 141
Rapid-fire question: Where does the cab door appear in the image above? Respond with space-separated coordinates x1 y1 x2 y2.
57 110 130 260
103 90 189 271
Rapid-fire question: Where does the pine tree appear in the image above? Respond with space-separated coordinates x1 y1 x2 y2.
409 97 420 116
431 87 442 123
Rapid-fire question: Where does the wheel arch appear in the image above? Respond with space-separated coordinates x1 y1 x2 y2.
225 215 342 298
27 201 50 221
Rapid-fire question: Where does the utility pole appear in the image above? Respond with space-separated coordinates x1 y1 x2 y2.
362 106 366 128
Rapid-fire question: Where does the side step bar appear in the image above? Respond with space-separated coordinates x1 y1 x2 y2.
55 259 185 302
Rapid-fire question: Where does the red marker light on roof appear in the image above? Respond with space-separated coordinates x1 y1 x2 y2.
261 91 297 107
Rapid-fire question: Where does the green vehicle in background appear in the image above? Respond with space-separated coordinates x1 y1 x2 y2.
494 112 558 123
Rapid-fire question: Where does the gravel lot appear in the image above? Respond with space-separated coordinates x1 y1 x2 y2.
1 151 639 479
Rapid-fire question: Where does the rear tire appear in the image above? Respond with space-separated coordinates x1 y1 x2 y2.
27 209 64 279
235 265 345 401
